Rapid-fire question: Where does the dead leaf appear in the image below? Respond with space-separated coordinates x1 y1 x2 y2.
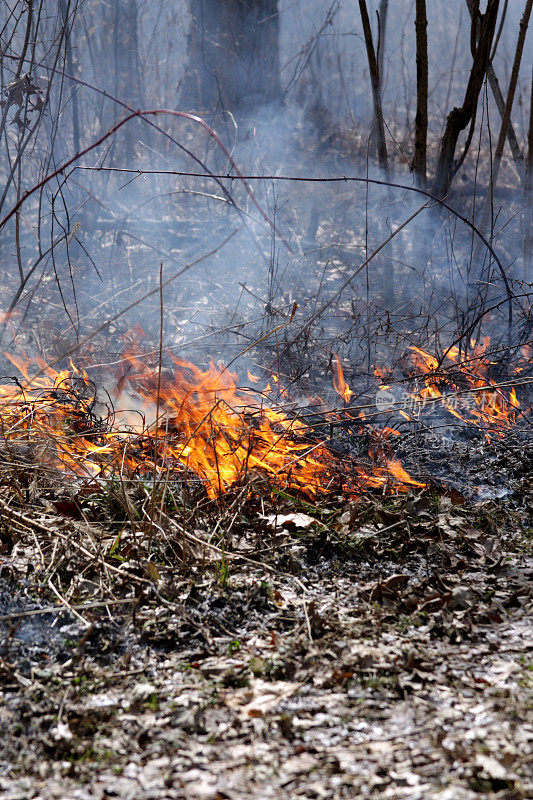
223 678 300 719
145 560 161 583
262 512 316 529
475 754 514 781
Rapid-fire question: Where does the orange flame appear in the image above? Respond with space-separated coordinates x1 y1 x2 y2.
0 338 423 499
332 353 354 403
402 340 523 437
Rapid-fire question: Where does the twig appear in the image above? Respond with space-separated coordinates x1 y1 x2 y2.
4 227 241 377
147 262 165 552
47 579 91 627
0 107 293 253
0 598 136 623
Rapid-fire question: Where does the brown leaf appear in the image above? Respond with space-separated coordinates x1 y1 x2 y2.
52 498 83 520
145 561 161 583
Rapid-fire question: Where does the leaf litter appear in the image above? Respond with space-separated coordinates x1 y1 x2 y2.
0 441 531 800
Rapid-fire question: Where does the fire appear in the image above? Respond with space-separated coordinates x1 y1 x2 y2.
395 339 524 436
0 335 423 499
332 353 354 403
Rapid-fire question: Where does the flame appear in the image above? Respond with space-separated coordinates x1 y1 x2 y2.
332 353 354 403
373 366 391 379
401 340 524 436
366 427 425 489
385 459 425 487
509 387 519 408
0 336 423 499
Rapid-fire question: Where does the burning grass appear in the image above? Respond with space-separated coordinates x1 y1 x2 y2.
373 338 530 437
0 334 530 793
0 330 429 501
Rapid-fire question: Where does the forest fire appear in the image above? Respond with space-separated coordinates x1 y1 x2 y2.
0 339 424 499
0 332 526 499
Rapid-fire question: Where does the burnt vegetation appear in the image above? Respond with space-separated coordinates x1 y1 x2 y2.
0 2 532 798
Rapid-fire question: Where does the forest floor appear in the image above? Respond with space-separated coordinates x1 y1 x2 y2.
0 442 532 800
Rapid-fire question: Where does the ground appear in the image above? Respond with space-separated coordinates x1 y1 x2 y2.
0 462 531 799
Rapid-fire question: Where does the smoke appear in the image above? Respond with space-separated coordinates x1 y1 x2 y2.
0 0 529 389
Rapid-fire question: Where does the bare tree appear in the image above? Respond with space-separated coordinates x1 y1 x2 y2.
489 0 532 193
529 69 533 191
0 1 80 321
377 0 389 84
465 0 525 183
433 0 500 197
357 0 390 179
59 0 80 153
473 0 532 268
527 66 533 260
98 0 142 161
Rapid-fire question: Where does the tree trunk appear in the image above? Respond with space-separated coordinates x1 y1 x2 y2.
489 0 532 191
377 0 389 85
357 1 393 306
527 66 533 263
59 0 79 153
529 67 533 190
358 0 390 179
465 0 525 183
412 0 428 186
99 0 142 162
433 0 499 197
183 0 281 116
473 0 531 265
